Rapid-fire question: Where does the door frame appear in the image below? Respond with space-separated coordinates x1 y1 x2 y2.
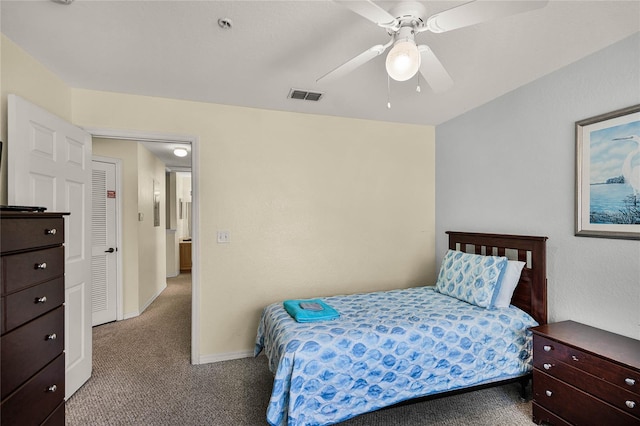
92 155 124 322
84 128 201 365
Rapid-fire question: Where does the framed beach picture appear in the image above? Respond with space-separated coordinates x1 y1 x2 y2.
575 104 640 240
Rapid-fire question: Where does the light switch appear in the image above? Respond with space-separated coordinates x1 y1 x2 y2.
217 231 230 243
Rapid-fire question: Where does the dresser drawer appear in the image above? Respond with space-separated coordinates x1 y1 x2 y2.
1 354 65 426
535 352 640 418
534 334 640 397
0 217 64 254
41 401 65 426
533 370 638 426
2 277 64 333
532 403 572 426
1 246 64 295
1 306 64 399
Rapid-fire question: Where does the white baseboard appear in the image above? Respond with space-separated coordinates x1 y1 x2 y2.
198 350 254 364
123 311 140 320
121 282 167 321
140 282 167 313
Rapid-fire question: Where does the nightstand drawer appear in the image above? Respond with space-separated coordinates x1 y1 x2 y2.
0 354 65 426
1 306 64 399
534 334 640 397
0 217 64 254
533 370 637 426
535 352 640 418
1 246 65 295
2 277 64 333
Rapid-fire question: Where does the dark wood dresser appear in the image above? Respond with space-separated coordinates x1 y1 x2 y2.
1 211 66 425
530 320 640 425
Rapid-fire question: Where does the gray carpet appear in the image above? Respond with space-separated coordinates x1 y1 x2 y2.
66 274 535 425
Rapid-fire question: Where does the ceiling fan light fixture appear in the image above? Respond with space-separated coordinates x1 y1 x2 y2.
173 148 188 158
385 39 421 82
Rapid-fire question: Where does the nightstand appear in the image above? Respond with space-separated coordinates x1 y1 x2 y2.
530 320 640 425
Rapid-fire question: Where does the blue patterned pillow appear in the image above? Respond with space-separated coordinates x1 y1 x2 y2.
435 250 508 308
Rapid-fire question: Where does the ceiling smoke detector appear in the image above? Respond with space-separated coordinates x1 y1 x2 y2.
218 18 233 29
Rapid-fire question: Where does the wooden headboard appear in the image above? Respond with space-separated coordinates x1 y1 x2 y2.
446 231 548 325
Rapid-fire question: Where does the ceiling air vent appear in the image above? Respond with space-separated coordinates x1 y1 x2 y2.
288 89 323 102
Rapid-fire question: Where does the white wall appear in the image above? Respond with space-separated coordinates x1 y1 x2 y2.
436 33 640 339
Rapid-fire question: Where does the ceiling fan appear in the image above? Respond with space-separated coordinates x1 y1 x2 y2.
317 0 549 93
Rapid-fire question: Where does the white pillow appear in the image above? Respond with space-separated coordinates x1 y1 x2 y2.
493 260 525 308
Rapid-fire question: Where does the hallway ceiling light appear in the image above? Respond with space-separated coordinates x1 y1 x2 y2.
174 147 188 157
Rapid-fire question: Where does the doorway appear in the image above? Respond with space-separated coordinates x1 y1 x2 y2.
86 128 201 364
91 156 121 326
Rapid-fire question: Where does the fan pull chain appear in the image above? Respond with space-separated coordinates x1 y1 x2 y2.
387 75 391 109
416 73 421 93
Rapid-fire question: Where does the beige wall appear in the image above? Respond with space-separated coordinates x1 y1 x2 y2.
92 139 168 316
1 34 72 204
136 143 167 309
71 89 437 357
177 172 191 240
92 138 140 315
1 37 437 359
166 172 180 277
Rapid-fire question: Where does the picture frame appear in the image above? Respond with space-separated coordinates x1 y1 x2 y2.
575 104 640 240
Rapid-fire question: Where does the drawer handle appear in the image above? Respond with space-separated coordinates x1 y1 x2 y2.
626 378 636 386
45 228 57 235
35 296 48 304
35 262 47 270
626 400 636 409
545 390 553 397
46 384 57 393
571 355 579 362
543 345 552 352
46 333 57 341
543 363 553 370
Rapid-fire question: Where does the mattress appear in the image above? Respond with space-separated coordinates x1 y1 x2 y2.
255 286 538 426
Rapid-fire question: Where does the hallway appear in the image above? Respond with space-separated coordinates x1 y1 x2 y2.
65 273 273 425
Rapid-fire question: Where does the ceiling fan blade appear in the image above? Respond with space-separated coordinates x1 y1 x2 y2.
425 0 548 33
418 45 453 93
333 0 398 29
317 44 389 83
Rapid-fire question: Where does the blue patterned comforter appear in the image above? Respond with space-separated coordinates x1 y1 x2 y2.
255 286 538 426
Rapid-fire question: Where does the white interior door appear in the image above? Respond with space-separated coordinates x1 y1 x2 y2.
8 94 92 399
91 159 118 326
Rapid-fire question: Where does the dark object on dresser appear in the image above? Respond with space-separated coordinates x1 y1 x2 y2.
1 211 67 425
531 320 640 425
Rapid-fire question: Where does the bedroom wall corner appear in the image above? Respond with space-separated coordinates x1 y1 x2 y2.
0 34 73 204
435 33 640 340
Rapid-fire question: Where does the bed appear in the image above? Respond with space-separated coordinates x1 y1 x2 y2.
255 231 548 426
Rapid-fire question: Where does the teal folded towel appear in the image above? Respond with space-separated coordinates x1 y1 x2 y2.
283 299 340 323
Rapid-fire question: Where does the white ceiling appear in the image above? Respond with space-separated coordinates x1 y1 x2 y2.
2 0 639 131
139 141 192 172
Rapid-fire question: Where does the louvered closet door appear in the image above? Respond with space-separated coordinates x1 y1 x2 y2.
91 160 118 326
